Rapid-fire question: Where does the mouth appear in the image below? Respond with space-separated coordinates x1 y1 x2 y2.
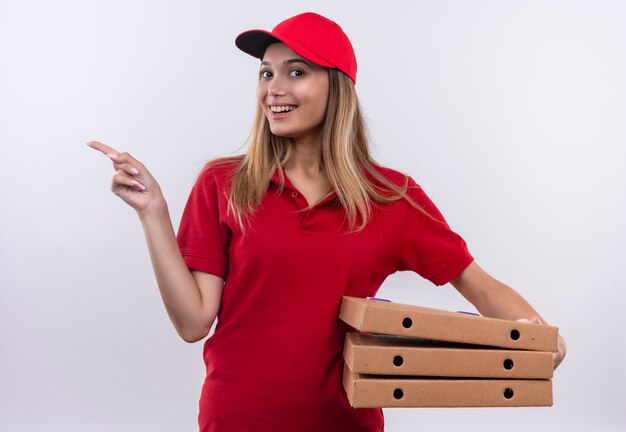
270 105 297 115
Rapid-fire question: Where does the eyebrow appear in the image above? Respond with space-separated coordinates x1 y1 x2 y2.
260 58 314 68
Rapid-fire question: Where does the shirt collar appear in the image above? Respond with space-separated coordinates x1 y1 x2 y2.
270 165 289 187
269 165 338 204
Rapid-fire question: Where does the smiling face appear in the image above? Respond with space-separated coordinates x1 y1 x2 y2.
257 43 330 142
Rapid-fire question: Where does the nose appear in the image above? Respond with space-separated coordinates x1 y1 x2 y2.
267 75 287 98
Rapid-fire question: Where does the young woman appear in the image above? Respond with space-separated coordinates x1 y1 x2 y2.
88 12 566 432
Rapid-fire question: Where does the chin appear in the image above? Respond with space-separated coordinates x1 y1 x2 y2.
269 126 298 138
268 124 319 141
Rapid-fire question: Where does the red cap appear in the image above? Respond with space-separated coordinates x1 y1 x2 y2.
235 12 358 84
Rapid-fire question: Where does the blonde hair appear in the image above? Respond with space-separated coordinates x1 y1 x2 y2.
206 69 426 234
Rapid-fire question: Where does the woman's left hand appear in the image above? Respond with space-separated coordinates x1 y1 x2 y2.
518 317 566 370
452 262 567 371
553 333 567 370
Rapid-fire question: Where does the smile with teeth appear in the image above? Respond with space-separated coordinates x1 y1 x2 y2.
270 105 297 113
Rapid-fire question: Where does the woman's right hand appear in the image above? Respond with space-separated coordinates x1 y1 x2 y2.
87 140 165 215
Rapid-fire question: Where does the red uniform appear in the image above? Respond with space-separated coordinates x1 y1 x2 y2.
176 159 474 431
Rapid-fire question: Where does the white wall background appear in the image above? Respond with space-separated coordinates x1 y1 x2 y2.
1 0 624 431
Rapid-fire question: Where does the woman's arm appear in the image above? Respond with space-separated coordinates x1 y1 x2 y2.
450 261 566 369
88 141 222 343
139 203 223 343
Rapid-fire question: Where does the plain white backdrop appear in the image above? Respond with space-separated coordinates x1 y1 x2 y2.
1 0 624 431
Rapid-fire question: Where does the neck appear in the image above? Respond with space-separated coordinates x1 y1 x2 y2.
285 133 324 174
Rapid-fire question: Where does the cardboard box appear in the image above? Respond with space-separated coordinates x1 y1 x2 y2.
343 364 553 408
344 333 554 379
339 296 558 351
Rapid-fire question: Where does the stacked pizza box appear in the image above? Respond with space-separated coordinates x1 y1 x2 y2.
339 296 558 408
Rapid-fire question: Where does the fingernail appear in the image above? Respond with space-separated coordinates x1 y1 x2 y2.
131 181 146 191
106 153 118 159
130 167 139 175
516 318 530 322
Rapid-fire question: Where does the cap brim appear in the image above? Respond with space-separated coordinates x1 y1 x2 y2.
235 29 335 70
235 30 282 59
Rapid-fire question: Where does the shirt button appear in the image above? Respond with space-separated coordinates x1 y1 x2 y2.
299 213 306 220
291 191 298 198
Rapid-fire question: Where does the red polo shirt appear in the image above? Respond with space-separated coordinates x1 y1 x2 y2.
176 158 473 432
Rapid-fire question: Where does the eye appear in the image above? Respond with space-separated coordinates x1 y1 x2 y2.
259 70 272 79
289 69 304 77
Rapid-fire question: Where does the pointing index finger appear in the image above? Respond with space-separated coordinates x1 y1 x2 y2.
87 140 119 157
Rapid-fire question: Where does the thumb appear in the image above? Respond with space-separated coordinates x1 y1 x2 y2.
517 317 542 324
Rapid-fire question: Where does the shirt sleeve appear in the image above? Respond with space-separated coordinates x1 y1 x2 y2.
176 165 231 280
397 176 474 286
